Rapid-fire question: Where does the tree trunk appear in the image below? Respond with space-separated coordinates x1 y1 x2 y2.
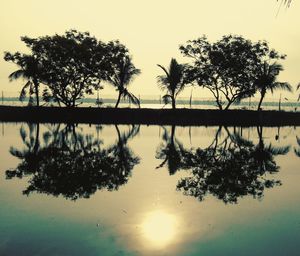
33 80 39 107
33 123 40 154
257 92 265 111
216 100 223 110
115 92 122 108
172 95 176 109
224 101 233 110
171 125 176 144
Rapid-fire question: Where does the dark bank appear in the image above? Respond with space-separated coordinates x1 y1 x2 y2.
1 106 300 126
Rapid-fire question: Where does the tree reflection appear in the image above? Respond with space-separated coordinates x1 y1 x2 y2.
6 124 140 200
294 136 300 157
156 125 186 175
177 126 290 203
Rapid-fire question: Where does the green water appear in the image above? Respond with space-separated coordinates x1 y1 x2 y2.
0 123 299 255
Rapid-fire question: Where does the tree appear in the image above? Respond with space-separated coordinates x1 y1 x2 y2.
4 53 43 106
180 35 284 110
20 30 128 107
157 58 187 109
108 55 141 108
255 62 292 110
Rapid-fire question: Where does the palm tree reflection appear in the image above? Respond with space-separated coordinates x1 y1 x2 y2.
177 126 290 204
6 124 140 200
156 125 186 175
294 135 300 157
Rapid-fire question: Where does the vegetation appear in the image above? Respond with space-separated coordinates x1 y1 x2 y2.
4 53 43 106
180 35 289 110
254 62 292 110
3 31 295 111
4 30 132 107
108 55 141 108
157 58 187 109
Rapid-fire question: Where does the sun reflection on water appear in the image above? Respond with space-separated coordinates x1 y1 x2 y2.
141 210 178 248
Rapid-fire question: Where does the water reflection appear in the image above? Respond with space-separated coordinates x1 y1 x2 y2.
1 123 299 256
177 126 290 203
141 210 178 248
6 123 140 200
3 123 294 204
294 136 300 157
156 125 186 175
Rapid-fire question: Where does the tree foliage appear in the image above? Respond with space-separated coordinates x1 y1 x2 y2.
254 62 292 110
4 30 131 107
108 55 141 108
4 53 43 106
157 58 187 109
180 35 286 110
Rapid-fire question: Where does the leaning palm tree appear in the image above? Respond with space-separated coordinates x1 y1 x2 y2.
4 53 42 106
254 62 292 111
157 58 187 109
108 55 141 108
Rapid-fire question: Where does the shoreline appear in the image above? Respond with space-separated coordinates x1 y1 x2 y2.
1 106 300 126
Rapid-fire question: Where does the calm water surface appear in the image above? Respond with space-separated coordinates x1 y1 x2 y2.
0 123 299 256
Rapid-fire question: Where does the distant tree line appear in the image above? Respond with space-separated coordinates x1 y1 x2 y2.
4 30 294 110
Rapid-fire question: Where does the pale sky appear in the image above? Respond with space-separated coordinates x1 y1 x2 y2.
0 0 299 100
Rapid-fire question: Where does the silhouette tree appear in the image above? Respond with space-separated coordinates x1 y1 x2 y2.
4 53 43 106
177 127 289 203
6 124 140 200
108 55 141 108
255 62 292 110
157 58 187 109
18 30 130 107
180 35 285 110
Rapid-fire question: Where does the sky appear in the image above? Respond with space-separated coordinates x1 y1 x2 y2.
0 0 299 100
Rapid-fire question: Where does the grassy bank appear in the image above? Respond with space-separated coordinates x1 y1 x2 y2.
0 106 300 126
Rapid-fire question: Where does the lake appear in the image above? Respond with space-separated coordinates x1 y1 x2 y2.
0 123 299 256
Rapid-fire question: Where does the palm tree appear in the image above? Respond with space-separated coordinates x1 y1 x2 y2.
108 55 141 108
157 58 186 109
5 54 42 106
254 62 292 111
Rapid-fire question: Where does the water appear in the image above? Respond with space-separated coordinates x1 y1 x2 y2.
0 123 299 255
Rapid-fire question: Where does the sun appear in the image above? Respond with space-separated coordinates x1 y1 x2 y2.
141 210 178 248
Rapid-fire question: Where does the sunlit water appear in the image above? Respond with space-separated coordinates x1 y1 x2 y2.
0 123 299 255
